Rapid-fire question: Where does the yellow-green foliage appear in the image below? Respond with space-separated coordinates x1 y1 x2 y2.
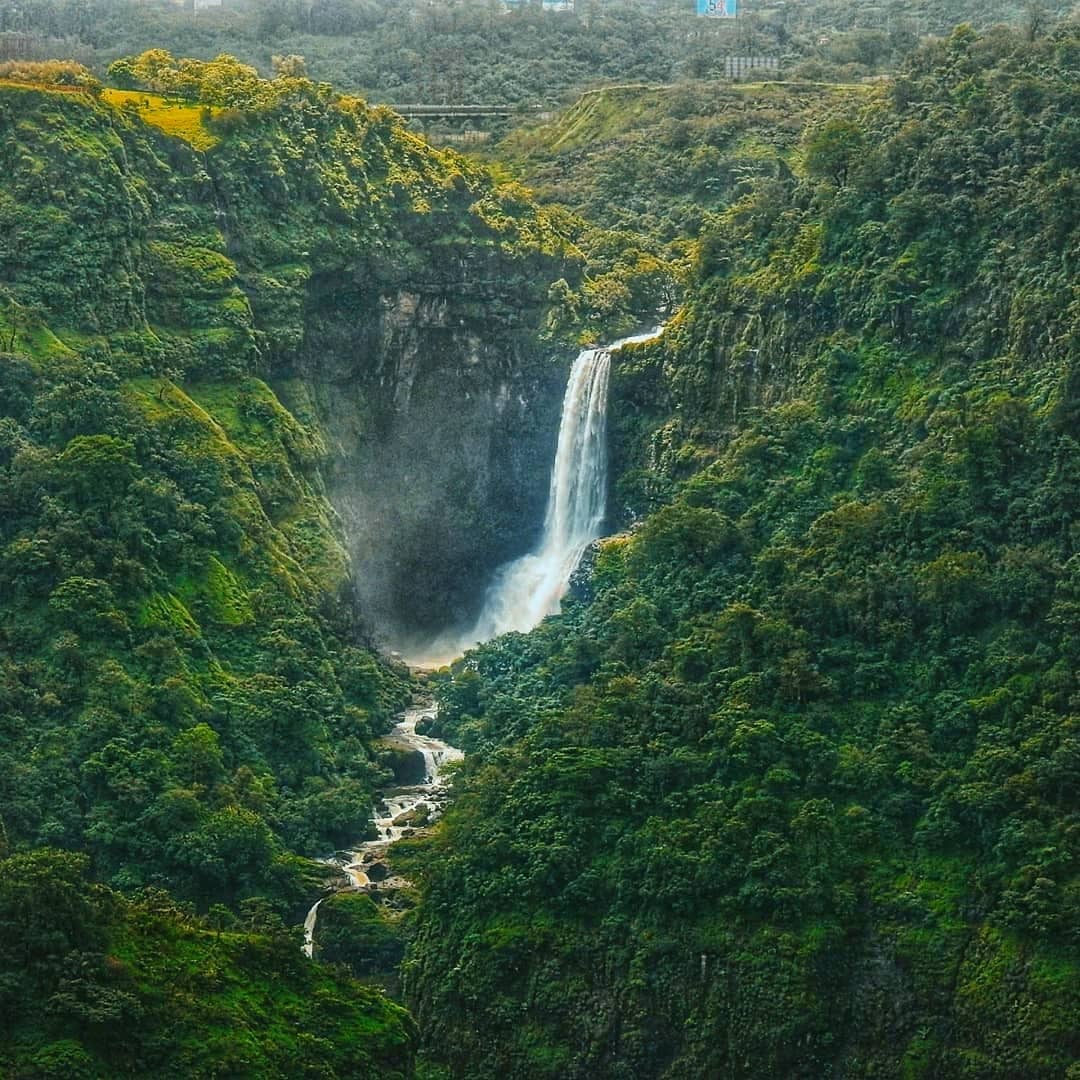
102 87 220 150
183 378 348 590
142 241 253 358
186 378 320 467
204 555 251 624
108 50 268 109
0 306 77 363
125 378 244 466
139 591 201 637
146 242 237 293
175 556 253 627
505 81 853 162
0 60 99 90
540 85 674 155
123 377 343 604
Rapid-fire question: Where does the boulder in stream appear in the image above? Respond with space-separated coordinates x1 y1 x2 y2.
379 746 427 785
392 804 431 828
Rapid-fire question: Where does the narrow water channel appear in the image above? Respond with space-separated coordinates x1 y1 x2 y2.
303 700 462 957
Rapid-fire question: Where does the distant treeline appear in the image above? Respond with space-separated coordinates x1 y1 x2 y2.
0 0 1072 104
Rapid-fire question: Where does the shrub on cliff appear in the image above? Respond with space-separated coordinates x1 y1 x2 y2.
0 850 416 1077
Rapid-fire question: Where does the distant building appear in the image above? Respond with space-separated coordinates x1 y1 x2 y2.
503 0 574 8
697 0 737 17
724 55 780 78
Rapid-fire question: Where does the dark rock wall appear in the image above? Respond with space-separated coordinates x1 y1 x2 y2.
298 265 569 646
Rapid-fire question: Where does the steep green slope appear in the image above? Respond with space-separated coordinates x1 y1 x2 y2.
401 24 1080 1079
496 80 866 249
0 65 569 900
493 79 870 337
0 55 581 1077
0 850 415 1077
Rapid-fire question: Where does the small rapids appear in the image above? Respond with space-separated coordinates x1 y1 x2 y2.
361 705 463 846
303 702 461 958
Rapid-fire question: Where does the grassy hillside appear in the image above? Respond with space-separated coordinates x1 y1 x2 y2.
100 87 222 149
401 23 1080 1079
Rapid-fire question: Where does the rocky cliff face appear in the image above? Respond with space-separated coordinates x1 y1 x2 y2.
133 80 579 649
298 264 569 646
0 76 576 878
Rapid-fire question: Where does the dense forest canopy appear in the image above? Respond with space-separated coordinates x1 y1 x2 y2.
488 79 867 335
1 2 1078 1077
401 21 1080 1079
0 55 574 1074
0 849 417 1076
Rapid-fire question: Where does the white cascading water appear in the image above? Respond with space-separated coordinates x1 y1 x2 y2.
470 343 611 639
414 329 661 663
302 899 323 959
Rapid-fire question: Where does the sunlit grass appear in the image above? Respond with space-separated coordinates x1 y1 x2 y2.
102 87 221 150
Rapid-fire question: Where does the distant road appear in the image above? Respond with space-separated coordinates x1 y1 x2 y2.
387 103 546 119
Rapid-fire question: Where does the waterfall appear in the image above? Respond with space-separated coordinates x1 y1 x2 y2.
410 329 661 664
469 343 614 639
303 330 660 952
303 898 323 959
